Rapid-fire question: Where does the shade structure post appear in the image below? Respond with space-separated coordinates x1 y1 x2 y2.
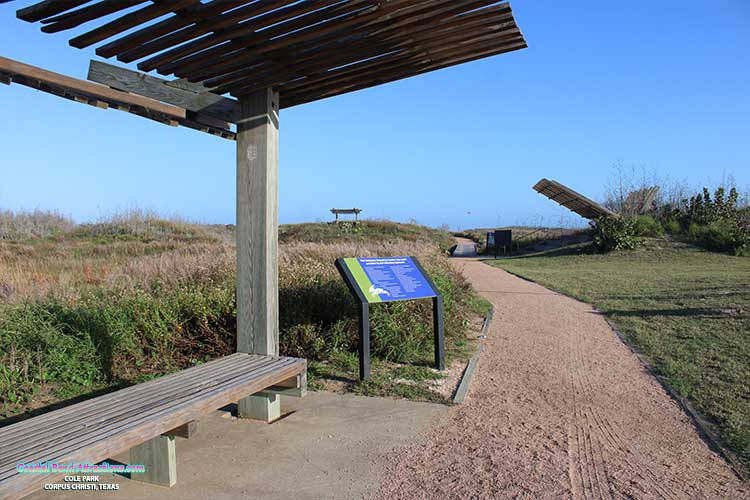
236 88 281 422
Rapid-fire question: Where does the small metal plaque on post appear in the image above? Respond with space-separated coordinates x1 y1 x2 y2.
335 256 445 381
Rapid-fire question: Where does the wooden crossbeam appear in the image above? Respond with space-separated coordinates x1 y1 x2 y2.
0 56 184 118
0 56 236 140
88 60 240 123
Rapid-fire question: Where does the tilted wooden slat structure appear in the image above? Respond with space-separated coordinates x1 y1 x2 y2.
14 0 527 109
533 178 618 220
2 3 528 491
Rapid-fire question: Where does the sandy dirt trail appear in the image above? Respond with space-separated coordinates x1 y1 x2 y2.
377 258 748 500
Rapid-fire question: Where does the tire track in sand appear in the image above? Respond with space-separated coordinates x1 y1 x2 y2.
376 259 749 500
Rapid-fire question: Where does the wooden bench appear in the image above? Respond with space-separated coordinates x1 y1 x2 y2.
0 353 306 500
330 208 362 222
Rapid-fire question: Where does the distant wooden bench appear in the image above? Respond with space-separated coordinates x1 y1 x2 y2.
330 208 362 222
0 353 306 500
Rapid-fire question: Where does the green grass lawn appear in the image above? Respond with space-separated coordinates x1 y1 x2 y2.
488 240 750 466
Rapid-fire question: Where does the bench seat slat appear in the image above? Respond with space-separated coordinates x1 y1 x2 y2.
0 353 306 500
0 357 280 460
0 355 273 454
0 356 298 472
0 353 254 444
0 360 296 481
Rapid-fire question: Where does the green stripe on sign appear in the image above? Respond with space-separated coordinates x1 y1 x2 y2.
344 258 382 303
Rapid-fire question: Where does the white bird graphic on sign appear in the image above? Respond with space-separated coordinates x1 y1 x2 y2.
369 284 389 297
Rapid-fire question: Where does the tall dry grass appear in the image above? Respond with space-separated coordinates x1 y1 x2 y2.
0 209 75 240
1 218 480 416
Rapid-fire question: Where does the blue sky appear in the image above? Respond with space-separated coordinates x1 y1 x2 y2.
1 1 748 230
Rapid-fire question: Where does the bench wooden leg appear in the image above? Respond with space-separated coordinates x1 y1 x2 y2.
129 435 177 487
238 393 280 422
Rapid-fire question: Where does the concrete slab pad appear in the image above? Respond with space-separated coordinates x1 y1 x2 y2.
24 392 447 500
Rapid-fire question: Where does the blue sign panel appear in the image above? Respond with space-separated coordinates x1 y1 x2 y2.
354 256 436 303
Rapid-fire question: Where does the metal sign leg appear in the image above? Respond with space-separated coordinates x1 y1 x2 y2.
359 302 371 380
433 296 445 370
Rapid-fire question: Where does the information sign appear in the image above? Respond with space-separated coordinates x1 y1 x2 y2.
339 256 437 303
335 256 445 380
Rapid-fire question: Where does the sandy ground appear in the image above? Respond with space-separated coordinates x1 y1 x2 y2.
377 258 749 500
24 393 447 500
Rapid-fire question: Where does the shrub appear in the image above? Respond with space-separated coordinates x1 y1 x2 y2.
633 215 664 237
592 216 643 252
689 221 748 256
662 219 681 234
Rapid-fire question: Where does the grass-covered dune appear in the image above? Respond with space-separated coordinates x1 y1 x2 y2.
0 212 486 419
490 240 750 467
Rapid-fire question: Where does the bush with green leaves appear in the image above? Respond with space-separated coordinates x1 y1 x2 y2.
662 218 681 234
688 221 748 256
633 215 664 237
592 216 643 252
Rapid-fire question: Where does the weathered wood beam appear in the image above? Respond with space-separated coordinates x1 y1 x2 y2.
275 31 522 98
140 0 374 75
156 0 378 78
236 88 280 423
172 0 502 84
118 0 304 65
0 56 186 119
87 59 240 123
69 0 200 49
40 0 148 33
226 19 519 96
16 0 92 23
281 39 526 107
162 421 198 439
257 372 307 398
95 0 258 59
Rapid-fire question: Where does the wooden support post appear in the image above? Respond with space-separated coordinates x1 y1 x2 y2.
129 435 176 487
236 88 281 423
163 421 198 439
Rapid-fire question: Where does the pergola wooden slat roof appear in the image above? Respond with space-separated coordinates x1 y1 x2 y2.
533 179 618 220
14 0 527 109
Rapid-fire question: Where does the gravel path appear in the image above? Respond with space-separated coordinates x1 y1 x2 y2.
377 259 749 500
451 238 478 257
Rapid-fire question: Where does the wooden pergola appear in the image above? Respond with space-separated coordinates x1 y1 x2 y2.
533 178 617 220
2 0 527 421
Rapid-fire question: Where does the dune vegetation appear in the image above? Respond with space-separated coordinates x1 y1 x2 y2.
0 211 487 419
